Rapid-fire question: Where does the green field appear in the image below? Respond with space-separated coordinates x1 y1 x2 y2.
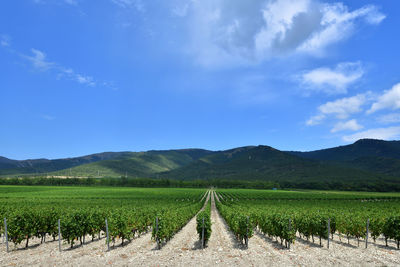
0 185 205 200
2 186 398 201
215 189 400 249
217 188 400 199
1 186 400 250
0 186 207 248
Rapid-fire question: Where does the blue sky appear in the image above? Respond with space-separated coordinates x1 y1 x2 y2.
1 0 400 159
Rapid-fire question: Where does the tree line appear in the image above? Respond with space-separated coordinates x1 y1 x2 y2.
0 176 399 192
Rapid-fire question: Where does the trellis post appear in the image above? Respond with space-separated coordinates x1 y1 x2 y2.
288 218 292 249
4 218 9 253
366 218 369 249
105 218 110 251
58 219 61 252
201 216 205 249
246 216 249 248
156 217 160 250
327 218 330 249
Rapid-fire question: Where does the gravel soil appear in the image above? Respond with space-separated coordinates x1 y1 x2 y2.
0 190 399 267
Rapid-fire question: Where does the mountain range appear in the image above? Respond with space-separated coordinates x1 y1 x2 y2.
2 139 400 190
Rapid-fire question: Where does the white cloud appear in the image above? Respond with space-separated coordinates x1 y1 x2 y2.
306 93 370 126
186 0 384 67
299 3 385 53
300 62 363 94
76 74 95 86
23 48 54 71
1 35 10 47
377 113 400 124
331 119 363 133
306 114 326 126
367 83 400 114
21 48 101 87
111 0 145 12
3 36 115 89
342 126 400 142
58 68 96 86
319 93 368 119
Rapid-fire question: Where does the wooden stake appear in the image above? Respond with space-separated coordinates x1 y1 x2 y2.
58 219 61 252
156 217 160 250
105 218 110 251
4 218 8 253
246 216 249 248
327 218 330 249
366 218 369 249
201 217 205 249
288 218 292 249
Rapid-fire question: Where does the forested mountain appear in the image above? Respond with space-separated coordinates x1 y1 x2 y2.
2 139 400 191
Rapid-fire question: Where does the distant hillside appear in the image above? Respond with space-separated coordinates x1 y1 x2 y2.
159 145 393 185
289 139 400 161
51 149 213 177
0 152 139 175
3 139 400 192
289 139 400 177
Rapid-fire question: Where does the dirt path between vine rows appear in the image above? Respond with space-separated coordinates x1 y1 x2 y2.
1 190 400 266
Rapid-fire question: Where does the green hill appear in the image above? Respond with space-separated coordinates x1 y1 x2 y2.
51 149 213 177
3 139 400 191
158 145 393 184
289 139 400 177
289 139 400 161
0 152 136 176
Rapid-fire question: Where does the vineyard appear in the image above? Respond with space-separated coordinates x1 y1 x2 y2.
215 189 400 249
0 186 207 250
0 186 400 266
196 196 212 248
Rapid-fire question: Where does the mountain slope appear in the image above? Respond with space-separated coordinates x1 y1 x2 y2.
0 152 142 175
3 139 400 190
50 149 213 177
289 139 400 161
344 156 400 177
289 139 400 177
159 145 393 184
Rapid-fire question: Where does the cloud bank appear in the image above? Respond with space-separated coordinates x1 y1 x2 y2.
300 62 364 94
343 127 400 142
331 119 363 133
368 83 400 114
307 93 369 126
186 0 385 67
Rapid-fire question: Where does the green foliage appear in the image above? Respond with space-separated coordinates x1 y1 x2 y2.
196 198 211 247
216 189 400 249
108 210 132 246
370 217 385 242
216 200 253 246
0 186 205 249
152 201 202 246
7 209 37 247
382 216 400 249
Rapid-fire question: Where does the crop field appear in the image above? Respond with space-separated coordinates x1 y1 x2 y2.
215 189 400 248
0 186 206 248
0 186 400 266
